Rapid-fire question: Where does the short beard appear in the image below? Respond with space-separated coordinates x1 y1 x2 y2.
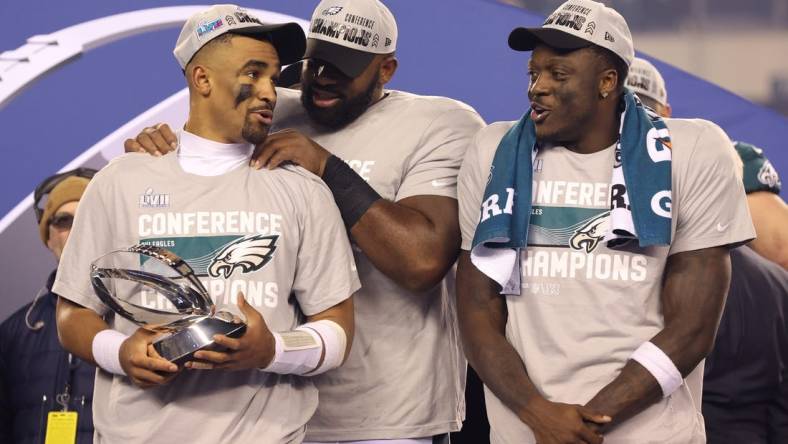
300 73 378 130
241 118 268 145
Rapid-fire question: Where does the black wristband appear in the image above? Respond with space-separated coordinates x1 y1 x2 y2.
322 155 382 229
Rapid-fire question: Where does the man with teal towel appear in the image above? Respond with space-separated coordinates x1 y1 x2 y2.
456 1 755 443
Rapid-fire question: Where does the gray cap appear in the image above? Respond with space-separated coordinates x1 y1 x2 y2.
508 0 634 67
304 0 398 77
627 57 668 106
173 4 306 69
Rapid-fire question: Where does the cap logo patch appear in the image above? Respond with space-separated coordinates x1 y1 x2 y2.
385 37 392 47
196 18 223 38
604 31 615 42
757 161 780 188
322 6 344 16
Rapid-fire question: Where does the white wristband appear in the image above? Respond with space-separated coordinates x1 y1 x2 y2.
262 320 347 376
92 329 128 376
630 341 683 397
300 320 347 375
263 328 323 375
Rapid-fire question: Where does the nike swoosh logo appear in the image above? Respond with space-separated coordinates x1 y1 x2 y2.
716 222 730 232
431 179 457 187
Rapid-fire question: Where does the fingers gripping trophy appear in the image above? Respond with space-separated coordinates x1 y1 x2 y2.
90 244 247 365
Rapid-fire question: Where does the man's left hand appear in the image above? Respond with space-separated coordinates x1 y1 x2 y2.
187 293 276 370
251 129 331 176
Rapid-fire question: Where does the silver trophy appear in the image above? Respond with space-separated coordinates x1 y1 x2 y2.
90 244 246 365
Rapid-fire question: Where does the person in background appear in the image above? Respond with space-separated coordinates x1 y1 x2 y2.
702 246 788 443
628 55 788 444
627 57 788 269
0 169 96 444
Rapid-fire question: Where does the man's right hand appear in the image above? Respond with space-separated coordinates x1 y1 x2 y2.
124 123 177 156
118 328 179 388
520 396 611 444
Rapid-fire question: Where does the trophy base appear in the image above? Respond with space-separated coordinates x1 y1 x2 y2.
153 316 247 365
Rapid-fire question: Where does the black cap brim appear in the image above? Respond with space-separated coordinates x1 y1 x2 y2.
277 60 303 88
233 22 306 66
304 38 376 78
508 27 592 52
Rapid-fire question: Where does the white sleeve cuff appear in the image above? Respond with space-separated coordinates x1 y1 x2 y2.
92 329 128 376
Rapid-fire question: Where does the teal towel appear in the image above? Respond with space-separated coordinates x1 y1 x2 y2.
471 91 673 294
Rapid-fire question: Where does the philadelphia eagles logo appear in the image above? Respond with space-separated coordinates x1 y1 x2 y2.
569 212 610 253
757 160 780 188
322 6 343 15
208 234 278 279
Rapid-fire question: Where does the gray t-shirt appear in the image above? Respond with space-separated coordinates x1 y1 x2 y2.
272 88 485 440
53 152 360 444
458 118 755 444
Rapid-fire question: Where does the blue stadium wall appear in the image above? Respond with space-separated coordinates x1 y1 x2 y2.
1 0 786 320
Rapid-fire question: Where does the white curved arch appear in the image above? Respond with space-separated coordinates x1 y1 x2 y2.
0 6 309 109
0 6 309 234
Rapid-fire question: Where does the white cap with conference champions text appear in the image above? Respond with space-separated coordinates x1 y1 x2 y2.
627 57 668 106
173 4 306 69
304 0 398 77
508 0 634 67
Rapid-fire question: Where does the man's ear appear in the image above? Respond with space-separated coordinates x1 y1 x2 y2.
598 68 618 99
378 55 398 85
189 64 212 97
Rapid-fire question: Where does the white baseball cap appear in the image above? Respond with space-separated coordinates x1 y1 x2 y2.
304 0 398 78
173 4 306 69
627 57 668 106
508 0 634 67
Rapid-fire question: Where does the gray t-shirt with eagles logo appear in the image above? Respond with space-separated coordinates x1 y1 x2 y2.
53 152 360 444
458 118 755 444
272 87 485 441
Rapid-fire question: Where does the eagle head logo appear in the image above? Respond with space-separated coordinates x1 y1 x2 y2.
757 160 780 188
208 234 278 279
569 212 610 253
322 6 343 15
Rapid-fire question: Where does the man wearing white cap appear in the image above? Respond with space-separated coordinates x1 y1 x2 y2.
127 1 485 443
456 0 754 443
626 57 671 118
627 56 788 270
56 5 359 443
